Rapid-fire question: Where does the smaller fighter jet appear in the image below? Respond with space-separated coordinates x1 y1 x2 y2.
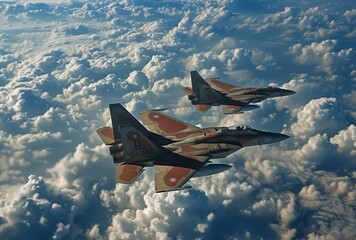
97 103 289 192
183 71 295 114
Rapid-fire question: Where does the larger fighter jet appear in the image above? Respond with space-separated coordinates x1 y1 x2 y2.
183 71 295 114
97 103 289 192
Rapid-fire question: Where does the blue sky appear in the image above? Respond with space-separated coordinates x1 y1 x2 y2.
0 0 355 239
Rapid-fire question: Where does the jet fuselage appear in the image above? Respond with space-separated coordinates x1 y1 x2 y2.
97 103 291 191
167 125 288 147
228 87 296 103
105 125 289 166
184 71 295 114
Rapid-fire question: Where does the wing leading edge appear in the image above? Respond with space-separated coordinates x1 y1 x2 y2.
140 110 200 136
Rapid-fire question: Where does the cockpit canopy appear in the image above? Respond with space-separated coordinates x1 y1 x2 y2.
218 124 254 134
228 125 251 131
267 83 278 89
218 125 252 134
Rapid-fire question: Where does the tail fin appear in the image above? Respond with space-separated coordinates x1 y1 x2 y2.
109 103 149 141
109 103 171 143
109 103 166 162
190 71 221 104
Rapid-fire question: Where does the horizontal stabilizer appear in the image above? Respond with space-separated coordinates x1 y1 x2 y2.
115 164 144 184
221 105 243 114
195 104 211 112
96 127 115 145
182 86 193 95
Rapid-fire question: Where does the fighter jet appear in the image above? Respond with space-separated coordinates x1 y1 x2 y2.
96 103 289 192
183 71 295 114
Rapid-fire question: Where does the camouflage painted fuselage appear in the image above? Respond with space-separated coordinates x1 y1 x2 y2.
140 110 288 161
183 71 295 114
97 104 290 192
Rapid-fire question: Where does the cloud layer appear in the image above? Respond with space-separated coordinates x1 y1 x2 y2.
0 0 355 239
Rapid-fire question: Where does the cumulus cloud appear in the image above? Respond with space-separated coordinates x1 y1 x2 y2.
0 0 355 239
289 39 353 76
330 124 356 158
0 175 75 240
291 97 348 140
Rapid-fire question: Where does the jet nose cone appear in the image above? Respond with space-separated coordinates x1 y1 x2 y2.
284 89 296 96
272 133 290 142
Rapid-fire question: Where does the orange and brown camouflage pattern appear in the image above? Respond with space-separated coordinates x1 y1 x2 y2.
230 94 259 102
115 164 144 184
140 110 205 141
182 86 193 95
140 110 221 141
140 110 199 136
99 103 289 192
185 71 295 114
221 105 243 114
195 104 211 112
96 127 115 145
227 88 256 95
154 165 195 192
207 79 259 97
206 79 238 92
154 151 211 192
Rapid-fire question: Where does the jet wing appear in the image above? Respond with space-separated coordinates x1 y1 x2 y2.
154 153 209 192
140 110 200 136
206 79 239 93
154 165 195 192
115 164 144 184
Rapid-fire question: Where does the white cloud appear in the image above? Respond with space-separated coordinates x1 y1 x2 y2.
330 124 356 157
291 97 348 140
289 39 353 76
0 175 76 240
299 185 320 201
0 1 355 239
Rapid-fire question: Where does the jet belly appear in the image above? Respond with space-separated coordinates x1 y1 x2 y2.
192 164 232 178
240 104 260 111
167 143 238 158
